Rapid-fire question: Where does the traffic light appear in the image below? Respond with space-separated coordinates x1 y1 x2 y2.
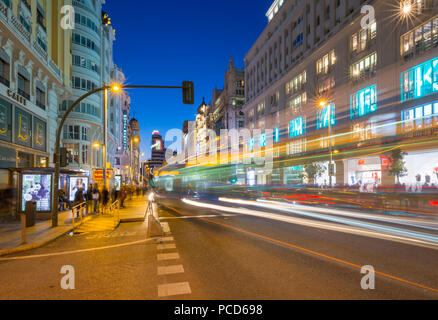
182 81 194 105
60 148 69 168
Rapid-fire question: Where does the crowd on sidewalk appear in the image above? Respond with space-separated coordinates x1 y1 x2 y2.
58 185 148 216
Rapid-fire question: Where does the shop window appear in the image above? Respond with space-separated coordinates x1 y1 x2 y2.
350 85 377 118
403 101 438 131
17 152 33 168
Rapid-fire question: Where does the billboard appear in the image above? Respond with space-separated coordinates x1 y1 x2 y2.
22 174 52 212
115 175 122 191
69 177 89 202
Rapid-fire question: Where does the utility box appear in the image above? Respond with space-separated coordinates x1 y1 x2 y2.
25 201 37 227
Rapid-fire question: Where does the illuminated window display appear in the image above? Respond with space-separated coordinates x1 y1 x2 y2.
402 100 438 131
345 157 382 192
290 117 304 138
317 103 336 129
399 151 438 191
350 85 377 118
401 57 438 102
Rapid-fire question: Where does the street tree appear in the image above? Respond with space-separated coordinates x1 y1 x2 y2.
388 149 408 185
304 163 326 186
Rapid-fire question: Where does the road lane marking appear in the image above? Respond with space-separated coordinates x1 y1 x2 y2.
158 282 191 297
161 214 237 220
161 222 171 234
160 237 174 242
163 204 438 295
157 244 176 250
157 265 185 276
0 239 153 261
157 252 180 261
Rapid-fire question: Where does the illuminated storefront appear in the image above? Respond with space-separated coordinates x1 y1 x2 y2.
399 150 438 191
345 156 382 191
350 85 377 118
289 117 304 138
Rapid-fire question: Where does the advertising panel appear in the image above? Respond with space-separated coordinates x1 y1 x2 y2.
22 174 52 211
115 175 122 191
69 177 89 202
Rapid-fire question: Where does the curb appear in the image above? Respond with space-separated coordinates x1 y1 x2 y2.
0 214 99 257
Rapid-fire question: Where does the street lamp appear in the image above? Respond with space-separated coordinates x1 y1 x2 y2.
130 136 140 184
319 100 334 187
51 82 195 227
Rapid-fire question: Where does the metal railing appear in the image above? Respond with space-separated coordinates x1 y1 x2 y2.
71 202 87 230
109 200 120 227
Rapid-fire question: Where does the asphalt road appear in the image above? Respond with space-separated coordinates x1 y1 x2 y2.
0 195 437 300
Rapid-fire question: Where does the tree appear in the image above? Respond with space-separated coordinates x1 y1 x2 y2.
388 149 408 185
304 163 326 186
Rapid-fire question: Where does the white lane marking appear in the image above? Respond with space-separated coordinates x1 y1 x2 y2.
157 244 176 250
157 252 180 261
157 265 185 276
161 214 237 220
161 222 171 234
0 239 152 261
160 237 174 242
158 282 191 297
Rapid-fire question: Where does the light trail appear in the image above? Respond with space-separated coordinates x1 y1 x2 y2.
182 198 438 249
217 197 438 243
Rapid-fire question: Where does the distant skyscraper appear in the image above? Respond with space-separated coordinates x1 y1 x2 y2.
147 130 166 170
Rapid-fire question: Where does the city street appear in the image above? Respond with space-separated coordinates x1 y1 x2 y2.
1 195 437 300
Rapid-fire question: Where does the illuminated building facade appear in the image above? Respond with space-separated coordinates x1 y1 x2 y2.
0 0 73 172
243 0 438 188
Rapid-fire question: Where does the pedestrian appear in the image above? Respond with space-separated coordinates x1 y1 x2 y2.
73 188 85 218
92 185 100 214
101 187 109 213
86 185 93 215
120 187 127 208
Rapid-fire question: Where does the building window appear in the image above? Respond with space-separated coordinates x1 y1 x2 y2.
350 85 377 119
351 22 377 53
286 71 306 96
257 102 265 117
350 52 377 81
63 125 80 140
401 16 438 58
401 57 438 102
82 145 89 165
318 77 335 94
316 50 336 75
288 92 307 114
17 73 30 100
290 117 305 138
36 88 45 110
0 58 10 87
317 103 336 129
81 127 88 141
402 101 438 131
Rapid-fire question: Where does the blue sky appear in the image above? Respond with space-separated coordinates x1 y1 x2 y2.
103 0 270 159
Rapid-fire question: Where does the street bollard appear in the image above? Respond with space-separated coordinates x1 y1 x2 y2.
20 213 26 245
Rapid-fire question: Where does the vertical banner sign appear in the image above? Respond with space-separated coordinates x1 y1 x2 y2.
33 118 47 151
15 108 32 147
0 99 12 142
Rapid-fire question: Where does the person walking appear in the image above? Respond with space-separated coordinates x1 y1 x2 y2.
101 187 109 214
86 185 93 215
73 188 85 218
92 184 100 214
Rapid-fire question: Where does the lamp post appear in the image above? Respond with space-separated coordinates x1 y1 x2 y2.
51 82 194 227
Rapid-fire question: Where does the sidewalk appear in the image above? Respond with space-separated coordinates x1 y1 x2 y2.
0 195 149 257
119 195 149 222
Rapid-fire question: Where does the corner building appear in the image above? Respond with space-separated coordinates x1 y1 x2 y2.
243 0 438 189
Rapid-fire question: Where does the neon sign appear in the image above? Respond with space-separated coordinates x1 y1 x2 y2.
401 57 438 102
290 117 304 138
260 133 266 147
274 127 280 143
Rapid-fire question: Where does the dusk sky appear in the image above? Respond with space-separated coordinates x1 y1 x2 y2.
103 0 270 159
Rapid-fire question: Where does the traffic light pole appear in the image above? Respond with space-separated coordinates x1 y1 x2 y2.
51 83 194 227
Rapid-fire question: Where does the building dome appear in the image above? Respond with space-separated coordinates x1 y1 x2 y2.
129 117 140 131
